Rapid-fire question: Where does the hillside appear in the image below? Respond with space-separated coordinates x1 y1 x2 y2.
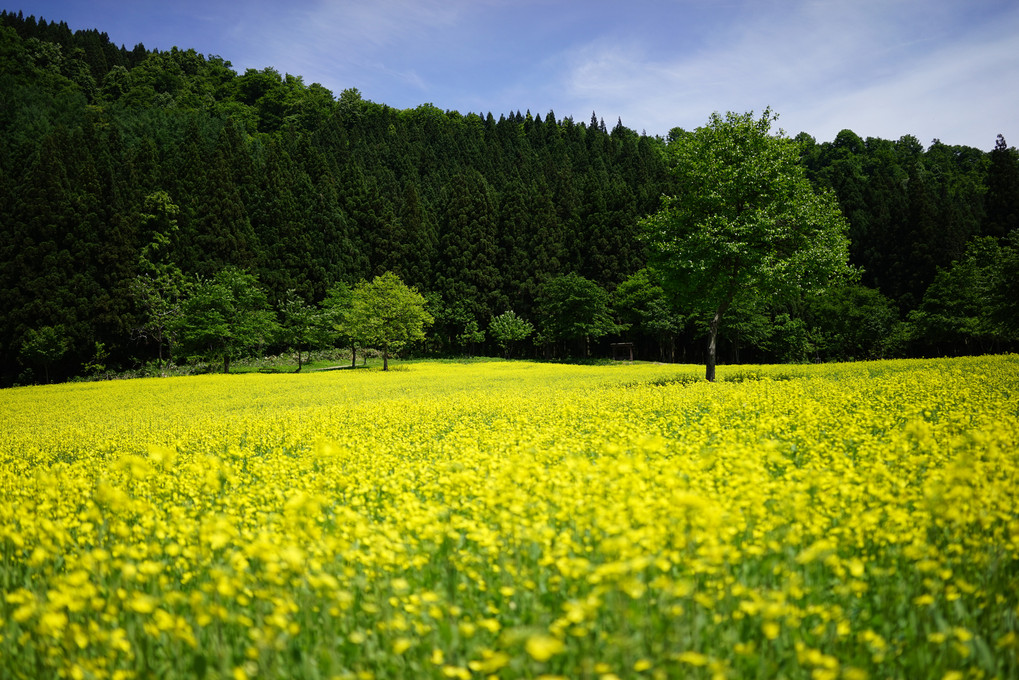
1 10 1017 383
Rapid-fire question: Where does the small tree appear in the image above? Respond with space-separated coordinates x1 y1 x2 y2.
175 268 279 373
131 268 189 373
489 310 534 358
347 272 433 371
536 273 620 358
641 109 852 380
133 191 188 373
19 325 68 383
323 282 360 367
457 318 485 357
279 289 331 371
807 285 901 360
907 236 1014 355
612 268 687 362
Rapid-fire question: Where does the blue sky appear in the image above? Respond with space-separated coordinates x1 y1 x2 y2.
13 0 1019 149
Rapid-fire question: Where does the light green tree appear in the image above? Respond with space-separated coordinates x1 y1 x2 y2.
488 310 534 358
347 272 433 371
641 109 852 381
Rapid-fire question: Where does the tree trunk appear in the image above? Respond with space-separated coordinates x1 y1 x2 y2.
350 343 356 368
706 293 734 382
706 325 718 382
223 354 230 374
383 350 389 371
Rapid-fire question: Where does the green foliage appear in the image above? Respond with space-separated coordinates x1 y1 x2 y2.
138 190 180 272
983 134 1019 239
612 268 687 361
806 285 902 360
347 272 433 370
536 273 619 358
18 325 68 383
456 318 485 357
907 236 1017 354
278 289 332 371
1 9 1015 382
642 109 853 379
131 269 188 371
488 311 534 358
321 282 360 367
763 313 815 364
991 230 1019 337
174 268 279 373
82 341 109 377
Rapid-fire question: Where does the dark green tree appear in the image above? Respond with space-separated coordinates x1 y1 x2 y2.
436 169 503 323
278 289 331 371
174 267 278 373
536 273 619 358
907 236 1012 355
991 231 1019 339
612 268 687 362
18 325 68 383
322 282 360 368
984 134 1019 239
131 269 188 372
806 285 902 360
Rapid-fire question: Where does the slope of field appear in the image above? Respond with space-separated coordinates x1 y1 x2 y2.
2 358 1017 679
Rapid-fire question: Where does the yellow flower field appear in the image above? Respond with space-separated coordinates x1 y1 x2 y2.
1 357 1017 680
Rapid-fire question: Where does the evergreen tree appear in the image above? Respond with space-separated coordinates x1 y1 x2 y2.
985 135 1019 239
436 169 503 326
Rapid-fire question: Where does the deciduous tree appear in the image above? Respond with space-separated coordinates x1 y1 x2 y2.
536 273 619 358
278 289 331 371
174 267 278 373
347 271 432 371
488 310 534 358
641 109 852 380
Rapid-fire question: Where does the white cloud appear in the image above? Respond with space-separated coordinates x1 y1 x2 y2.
551 0 1019 148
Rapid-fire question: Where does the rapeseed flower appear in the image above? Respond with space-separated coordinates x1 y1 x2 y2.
0 357 1016 679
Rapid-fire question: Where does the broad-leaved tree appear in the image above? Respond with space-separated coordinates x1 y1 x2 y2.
348 272 433 371
641 109 852 380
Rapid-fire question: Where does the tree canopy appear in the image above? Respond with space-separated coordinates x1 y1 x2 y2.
536 273 620 358
347 272 433 371
642 109 853 380
174 268 279 373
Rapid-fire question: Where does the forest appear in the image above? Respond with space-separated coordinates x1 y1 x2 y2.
1 10 1017 385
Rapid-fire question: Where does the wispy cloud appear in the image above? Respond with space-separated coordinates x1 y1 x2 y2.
551 0 1019 147
224 0 472 97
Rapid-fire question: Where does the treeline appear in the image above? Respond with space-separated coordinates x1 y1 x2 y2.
1 11 1017 384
